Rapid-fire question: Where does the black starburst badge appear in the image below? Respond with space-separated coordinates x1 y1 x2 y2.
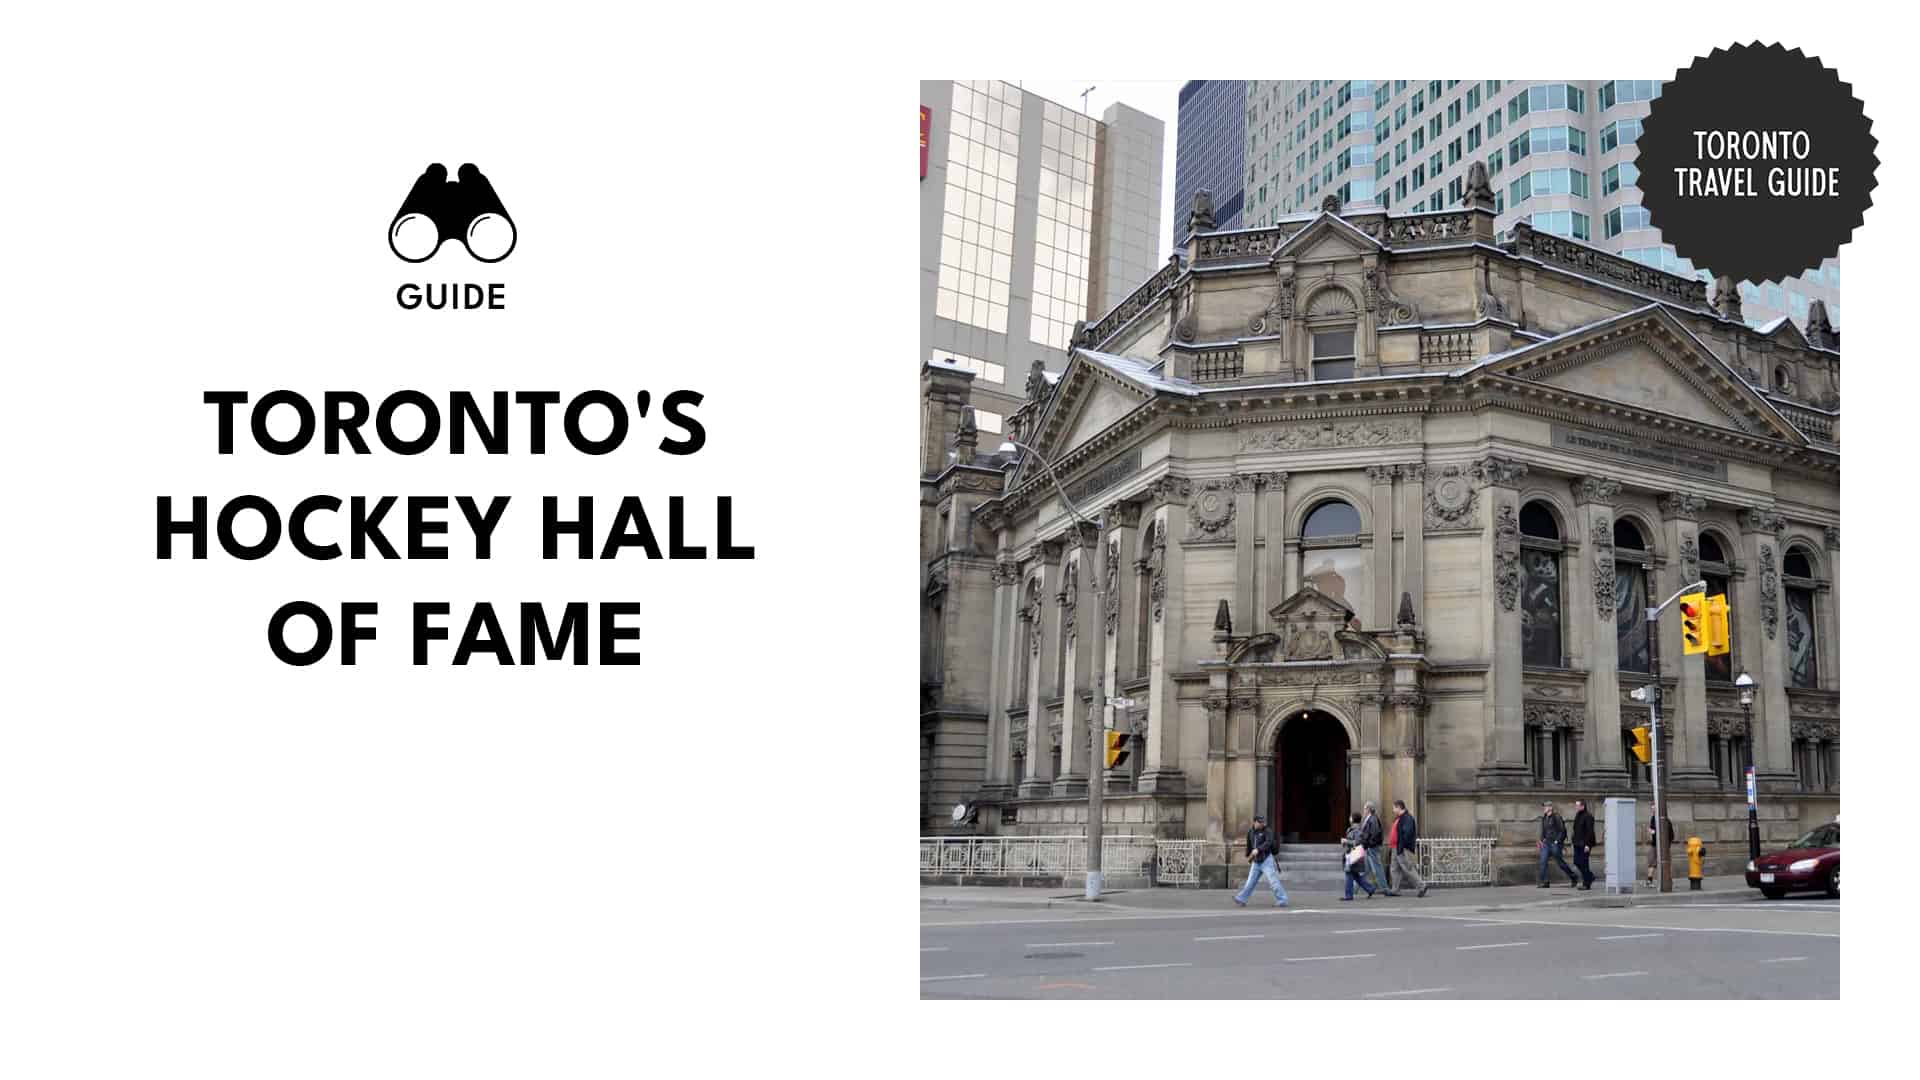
1637 43 1876 286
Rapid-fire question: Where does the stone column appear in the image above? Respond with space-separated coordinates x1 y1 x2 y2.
1229 687 1261 838
1821 526 1840 690
1573 476 1626 783
1101 501 1142 735
1232 475 1258 640
1053 524 1099 796
1475 456 1530 784
1738 509 1795 783
982 552 1020 798
1259 472 1290 632
1368 464 1397 630
1661 494 1714 786
1140 476 1191 793
1398 464 1426 626
1202 690 1228 844
1018 541 1061 798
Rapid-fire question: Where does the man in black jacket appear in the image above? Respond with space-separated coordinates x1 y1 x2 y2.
1389 799 1429 898
1537 800 1578 888
1570 799 1598 890
1232 814 1289 907
1359 802 1391 896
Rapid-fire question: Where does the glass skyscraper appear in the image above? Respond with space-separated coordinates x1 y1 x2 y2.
1173 80 1246 248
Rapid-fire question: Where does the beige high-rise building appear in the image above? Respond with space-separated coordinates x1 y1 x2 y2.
920 81 1165 441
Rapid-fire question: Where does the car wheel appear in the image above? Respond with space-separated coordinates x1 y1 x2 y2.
1825 868 1839 899
1761 887 1786 900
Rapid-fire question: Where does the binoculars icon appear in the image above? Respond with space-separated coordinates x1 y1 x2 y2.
387 163 516 263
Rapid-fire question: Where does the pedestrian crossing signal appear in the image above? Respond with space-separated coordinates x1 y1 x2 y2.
1706 594 1731 657
1630 725 1653 764
1104 730 1131 770
1678 591 1707 655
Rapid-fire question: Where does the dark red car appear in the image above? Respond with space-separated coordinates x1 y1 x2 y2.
1746 819 1839 899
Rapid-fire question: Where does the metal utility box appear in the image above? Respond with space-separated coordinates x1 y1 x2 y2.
1605 797 1638 895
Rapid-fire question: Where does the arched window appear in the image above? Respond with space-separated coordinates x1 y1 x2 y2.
1698 531 1735 683
1614 518 1651 674
1300 499 1367 624
1519 500 1564 668
1783 545 1819 689
1774 365 1791 392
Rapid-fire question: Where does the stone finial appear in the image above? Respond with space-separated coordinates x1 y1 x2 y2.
1397 591 1417 630
1214 598 1233 635
1188 189 1217 235
1713 276 1744 322
1462 160 1496 211
1071 319 1091 348
1806 299 1839 349
1321 193 1343 215
954 407 978 460
1025 361 1049 402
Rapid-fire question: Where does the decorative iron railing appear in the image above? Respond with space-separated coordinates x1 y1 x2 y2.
919 835 1160 880
1153 840 1221 884
1417 837 1497 885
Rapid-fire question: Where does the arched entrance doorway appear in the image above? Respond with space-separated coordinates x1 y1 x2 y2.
1273 710 1351 843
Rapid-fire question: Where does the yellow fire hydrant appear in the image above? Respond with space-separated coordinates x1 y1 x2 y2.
1686 836 1706 890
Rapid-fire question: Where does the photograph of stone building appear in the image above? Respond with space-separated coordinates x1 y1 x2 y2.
921 160 1839 885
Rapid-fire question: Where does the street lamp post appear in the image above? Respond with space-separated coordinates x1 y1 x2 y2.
1002 438 1109 901
1737 670 1760 862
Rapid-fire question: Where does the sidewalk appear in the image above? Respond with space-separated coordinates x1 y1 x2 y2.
921 875 1757 914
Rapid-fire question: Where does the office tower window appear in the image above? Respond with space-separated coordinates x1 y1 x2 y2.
930 349 1006 385
1529 210 1589 241
1603 204 1652 238
1601 162 1640 194
1599 80 1662 110
936 80 1020 335
1600 117 1644 153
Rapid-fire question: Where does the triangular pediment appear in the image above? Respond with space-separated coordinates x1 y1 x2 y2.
1474 306 1805 443
1056 378 1149 457
1271 211 1383 264
1016 349 1179 490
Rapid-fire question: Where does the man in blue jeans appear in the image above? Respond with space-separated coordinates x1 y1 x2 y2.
1359 801 1392 896
1537 800 1578 888
1233 814 1288 907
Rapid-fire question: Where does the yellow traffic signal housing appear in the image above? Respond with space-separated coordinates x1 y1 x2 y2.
1706 594 1731 656
1678 591 1707 655
1104 730 1131 770
1630 725 1653 764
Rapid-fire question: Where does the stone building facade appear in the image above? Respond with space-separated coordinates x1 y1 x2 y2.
920 165 1839 883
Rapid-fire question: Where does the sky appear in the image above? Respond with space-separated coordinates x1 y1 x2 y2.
1015 80 1184 264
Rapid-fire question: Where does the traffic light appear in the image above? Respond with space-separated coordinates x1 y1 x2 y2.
1104 730 1131 770
1630 725 1653 764
1678 591 1707 655
1706 594 1731 656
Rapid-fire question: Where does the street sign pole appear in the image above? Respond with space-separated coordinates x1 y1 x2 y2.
1641 580 1704 895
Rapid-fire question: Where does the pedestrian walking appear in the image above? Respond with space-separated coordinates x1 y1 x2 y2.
1646 813 1677 886
1232 814 1288 907
1359 801 1392 896
1537 800 1578 888
1389 799 1430 898
1570 799 1597 890
1340 812 1376 900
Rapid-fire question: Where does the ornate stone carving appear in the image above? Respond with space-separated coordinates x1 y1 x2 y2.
1399 463 1427 484
1524 702 1583 730
1509 219 1709 306
1739 508 1787 539
1397 591 1417 629
1678 536 1699 585
1760 543 1779 639
1201 694 1227 720
1713 276 1744 322
1059 563 1077 639
1493 502 1521 611
1239 419 1420 452
1251 270 1296 335
1424 464 1477 531
993 559 1021 587
1572 475 1622 506
1366 464 1397 485
1386 689 1429 713
1085 258 1183 347
1186 479 1236 542
1365 266 1418 326
1462 161 1496 210
1147 520 1168 622
1254 470 1289 490
1102 500 1142 530
1103 539 1120 636
1471 455 1529 490
1321 193 1343 214
1187 190 1216 235
1824 525 1839 550
1659 493 1707 521
1591 515 1616 610
1707 715 1751 737
1024 581 1044 655
1791 719 1838 742
1171 278 1197 343
1150 475 1192 508
1253 668 1380 688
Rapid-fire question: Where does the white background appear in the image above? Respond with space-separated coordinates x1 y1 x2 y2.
0 3 1907 1075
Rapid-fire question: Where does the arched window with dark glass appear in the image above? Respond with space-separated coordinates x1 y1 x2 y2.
1519 500 1564 668
1300 498 1367 625
1783 546 1819 689
1698 531 1735 683
1614 518 1651 674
